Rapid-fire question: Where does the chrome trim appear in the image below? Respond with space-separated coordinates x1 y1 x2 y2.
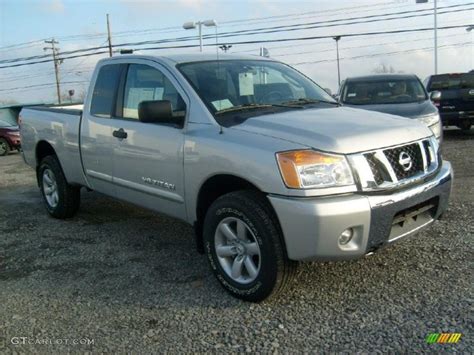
86 169 113 182
374 150 398 183
368 161 451 207
113 176 184 203
418 141 428 172
350 138 438 192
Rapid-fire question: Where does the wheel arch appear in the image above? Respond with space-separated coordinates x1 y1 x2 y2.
194 173 274 253
35 140 58 186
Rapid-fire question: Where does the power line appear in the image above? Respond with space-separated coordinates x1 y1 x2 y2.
0 0 462 52
0 80 89 93
1 4 471 66
0 23 471 70
272 32 469 58
290 41 473 65
232 16 470 54
33 1 403 43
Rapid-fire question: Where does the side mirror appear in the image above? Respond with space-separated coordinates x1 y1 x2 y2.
430 90 441 101
138 100 182 125
323 87 332 96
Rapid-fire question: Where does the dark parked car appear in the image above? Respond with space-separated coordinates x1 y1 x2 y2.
338 74 441 140
0 119 21 156
424 72 474 131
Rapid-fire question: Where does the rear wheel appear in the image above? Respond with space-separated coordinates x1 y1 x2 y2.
39 155 80 218
457 120 471 131
0 138 10 156
203 190 297 302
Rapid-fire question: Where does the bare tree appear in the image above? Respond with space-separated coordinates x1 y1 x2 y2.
372 63 397 74
60 89 86 104
0 99 19 106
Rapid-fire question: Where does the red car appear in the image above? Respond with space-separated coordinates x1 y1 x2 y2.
0 119 21 156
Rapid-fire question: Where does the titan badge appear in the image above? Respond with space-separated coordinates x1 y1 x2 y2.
141 177 176 191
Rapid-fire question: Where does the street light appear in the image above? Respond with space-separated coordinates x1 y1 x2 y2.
416 0 438 74
183 19 217 52
333 36 341 88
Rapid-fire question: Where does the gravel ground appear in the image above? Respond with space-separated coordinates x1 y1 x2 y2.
0 129 472 353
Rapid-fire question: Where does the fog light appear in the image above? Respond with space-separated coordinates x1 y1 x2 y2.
339 228 353 245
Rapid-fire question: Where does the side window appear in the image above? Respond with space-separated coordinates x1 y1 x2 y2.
122 64 186 120
90 64 122 118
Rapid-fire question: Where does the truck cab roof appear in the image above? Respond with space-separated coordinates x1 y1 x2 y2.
98 53 272 66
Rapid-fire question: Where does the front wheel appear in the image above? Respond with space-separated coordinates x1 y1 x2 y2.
203 190 297 302
39 155 80 218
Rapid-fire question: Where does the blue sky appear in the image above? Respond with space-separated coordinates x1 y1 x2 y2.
0 0 472 104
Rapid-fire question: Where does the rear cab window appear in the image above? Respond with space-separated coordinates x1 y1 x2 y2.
427 73 474 91
90 64 123 118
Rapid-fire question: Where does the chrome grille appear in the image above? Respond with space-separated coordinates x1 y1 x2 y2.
349 138 439 191
383 143 424 180
365 153 385 185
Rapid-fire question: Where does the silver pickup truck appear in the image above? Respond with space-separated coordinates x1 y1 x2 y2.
20 53 452 302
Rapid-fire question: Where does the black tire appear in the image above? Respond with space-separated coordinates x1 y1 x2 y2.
203 190 297 302
0 138 10 156
38 155 80 219
457 120 471 131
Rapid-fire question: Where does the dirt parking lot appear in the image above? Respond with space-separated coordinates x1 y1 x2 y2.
0 129 472 353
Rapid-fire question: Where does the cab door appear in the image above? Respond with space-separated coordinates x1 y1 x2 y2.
110 62 188 220
80 63 125 196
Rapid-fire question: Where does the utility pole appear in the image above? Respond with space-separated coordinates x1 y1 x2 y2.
416 0 438 74
44 38 61 104
107 14 113 57
333 36 341 88
434 0 438 74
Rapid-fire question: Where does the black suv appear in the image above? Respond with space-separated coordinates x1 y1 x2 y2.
424 72 474 131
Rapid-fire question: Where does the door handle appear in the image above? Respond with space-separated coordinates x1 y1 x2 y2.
113 128 128 139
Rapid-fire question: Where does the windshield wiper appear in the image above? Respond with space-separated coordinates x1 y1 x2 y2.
215 103 302 114
215 104 274 114
281 98 340 106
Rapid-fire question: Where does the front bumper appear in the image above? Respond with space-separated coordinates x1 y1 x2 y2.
268 160 452 261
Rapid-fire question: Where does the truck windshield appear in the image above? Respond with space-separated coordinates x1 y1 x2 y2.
177 60 336 119
342 78 427 105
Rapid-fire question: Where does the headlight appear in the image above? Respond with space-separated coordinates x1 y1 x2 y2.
419 113 439 127
276 150 354 189
418 113 442 139
429 120 442 140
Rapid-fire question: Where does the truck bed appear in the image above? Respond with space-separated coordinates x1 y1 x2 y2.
20 105 87 186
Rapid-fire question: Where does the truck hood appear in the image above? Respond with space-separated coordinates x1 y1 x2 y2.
230 106 432 154
343 100 437 119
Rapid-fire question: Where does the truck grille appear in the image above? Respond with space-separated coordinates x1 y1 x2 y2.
365 153 385 185
352 138 439 191
383 143 424 180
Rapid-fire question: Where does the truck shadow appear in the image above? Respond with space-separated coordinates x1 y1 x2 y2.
0 185 460 312
442 128 474 141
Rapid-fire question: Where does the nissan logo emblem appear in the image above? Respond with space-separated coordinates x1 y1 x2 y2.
398 151 413 171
